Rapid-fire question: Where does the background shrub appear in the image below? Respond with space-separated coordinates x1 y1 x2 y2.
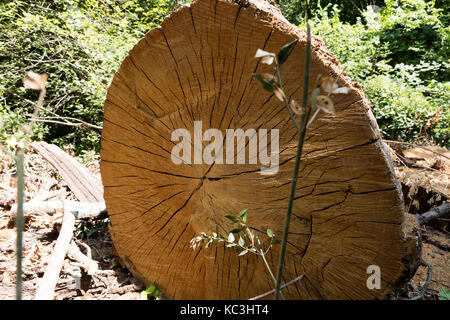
1 0 448 152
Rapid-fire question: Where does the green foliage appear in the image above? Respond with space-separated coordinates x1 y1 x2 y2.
1 0 448 151
304 0 449 147
364 75 447 143
439 286 450 300
74 219 108 240
277 0 387 25
0 0 178 154
140 283 162 300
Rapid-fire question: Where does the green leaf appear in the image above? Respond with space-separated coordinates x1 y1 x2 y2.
238 208 248 217
238 208 248 223
277 40 297 65
238 236 245 247
266 229 274 238
271 238 281 245
226 243 236 248
439 286 450 300
228 233 235 243
238 249 248 256
224 214 239 223
153 288 161 298
146 283 156 294
253 73 275 93
205 239 213 248
230 228 242 234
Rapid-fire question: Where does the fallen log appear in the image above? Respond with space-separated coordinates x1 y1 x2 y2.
100 0 419 299
11 200 106 219
31 141 103 203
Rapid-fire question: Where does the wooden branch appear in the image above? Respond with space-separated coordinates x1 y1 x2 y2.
10 200 106 219
31 141 104 203
34 200 106 299
31 189 67 203
30 118 102 130
416 202 450 226
67 241 98 275
35 208 77 300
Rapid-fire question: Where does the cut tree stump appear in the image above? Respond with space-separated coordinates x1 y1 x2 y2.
100 0 419 299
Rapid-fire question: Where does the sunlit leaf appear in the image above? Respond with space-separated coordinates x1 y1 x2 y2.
238 208 248 223
238 249 248 256
146 283 156 294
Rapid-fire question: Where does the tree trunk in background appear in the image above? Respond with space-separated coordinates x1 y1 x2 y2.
100 0 419 299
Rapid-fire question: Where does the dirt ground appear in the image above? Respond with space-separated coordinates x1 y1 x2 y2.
0 142 448 300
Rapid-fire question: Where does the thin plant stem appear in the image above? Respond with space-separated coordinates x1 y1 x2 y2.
274 19 312 300
259 248 285 300
275 62 301 131
15 149 24 300
15 77 46 300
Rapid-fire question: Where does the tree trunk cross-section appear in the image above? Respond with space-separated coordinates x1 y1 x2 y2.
100 0 418 299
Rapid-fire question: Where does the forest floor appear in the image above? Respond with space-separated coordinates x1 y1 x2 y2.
0 142 448 300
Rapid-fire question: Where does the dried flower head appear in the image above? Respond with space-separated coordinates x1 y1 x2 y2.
23 71 48 91
316 95 335 114
255 49 275 65
318 75 349 95
273 85 285 102
290 99 305 115
260 73 276 82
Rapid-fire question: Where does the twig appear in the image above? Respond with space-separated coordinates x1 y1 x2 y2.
416 202 450 226
249 275 304 300
303 273 327 299
410 261 432 300
67 240 98 275
11 200 106 219
28 117 102 130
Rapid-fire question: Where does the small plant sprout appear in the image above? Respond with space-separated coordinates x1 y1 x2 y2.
140 283 162 300
190 209 285 299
